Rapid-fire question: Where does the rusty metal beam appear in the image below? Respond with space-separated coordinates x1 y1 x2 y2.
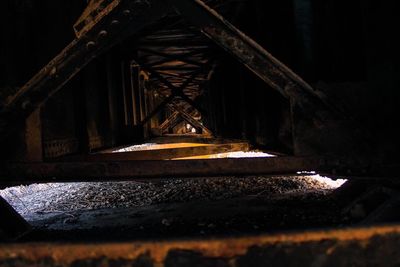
168 102 212 135
0 156 337 183
0 0 337 142
168 0 311 97
146 68 206 109
140 94 175 126
140 70 204 127
160 111 180 130
138 47 207 68
2 225 400 266
146 70 211 135
146 68 207 115
0 0 171 140
166 0 340 115
77 142 249 161
74 0 122 37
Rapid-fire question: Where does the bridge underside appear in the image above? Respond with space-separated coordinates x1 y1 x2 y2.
1 0 400 263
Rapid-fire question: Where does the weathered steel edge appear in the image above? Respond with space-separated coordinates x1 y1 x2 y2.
1 224 400 265
0 0 171 140
166 0 342 116
0 0 339 139
84 142 250 161
0 156 337 183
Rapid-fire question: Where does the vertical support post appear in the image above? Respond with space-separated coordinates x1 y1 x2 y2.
139 71 151 138
8 108 43 161
106 54 119 147
130 62 141 126
122 61 134 127
74 81 89 154
24 109 43 162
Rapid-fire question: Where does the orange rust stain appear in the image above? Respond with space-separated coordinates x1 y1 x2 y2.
1 225 400 264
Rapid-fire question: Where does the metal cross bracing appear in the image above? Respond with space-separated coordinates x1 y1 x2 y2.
0 0 355 181
0 0 340 141
0 0 385 240
0 0 374 198
133 23 216 136
0 0 379 194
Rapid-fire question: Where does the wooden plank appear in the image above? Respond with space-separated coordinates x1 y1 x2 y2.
0 156 334 183
84 142 249 161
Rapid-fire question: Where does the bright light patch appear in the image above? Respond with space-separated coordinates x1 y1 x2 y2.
112 143 157 153
297 171 317 175
210 151 276 159
309 175 347 189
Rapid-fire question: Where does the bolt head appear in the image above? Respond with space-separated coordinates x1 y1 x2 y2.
86 41 96 50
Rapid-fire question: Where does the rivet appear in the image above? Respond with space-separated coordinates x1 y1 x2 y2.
98 30 108 38
50 67 57 76
21 100 31 110
86 41 96 50
111 20 120 26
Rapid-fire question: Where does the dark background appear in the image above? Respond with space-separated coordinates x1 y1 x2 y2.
0 0 398 160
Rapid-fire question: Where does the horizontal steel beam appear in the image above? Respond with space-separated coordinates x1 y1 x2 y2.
2 225 400 266
77 142 249 161
0 157 334 183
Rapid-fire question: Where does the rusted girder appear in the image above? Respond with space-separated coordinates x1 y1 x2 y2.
2 225 400 266
0 157 335 183
167 0 311 97
0 0 171 139
166 0 341 117
147 68 207 115
159 111 180 131
140 69 204 127
140 94 176 126
168 102 212 135
76 142 249 161
0 0 335 136
74 0 122 38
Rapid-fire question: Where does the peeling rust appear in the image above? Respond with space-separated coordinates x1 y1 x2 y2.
2 225 400 266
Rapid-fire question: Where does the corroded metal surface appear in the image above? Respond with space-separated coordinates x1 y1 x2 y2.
0 0 335 141
167 0 339 115
0 0 170 141
2 225 400 266
0 156 339 183
85 142 250 161
74 0 122 37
